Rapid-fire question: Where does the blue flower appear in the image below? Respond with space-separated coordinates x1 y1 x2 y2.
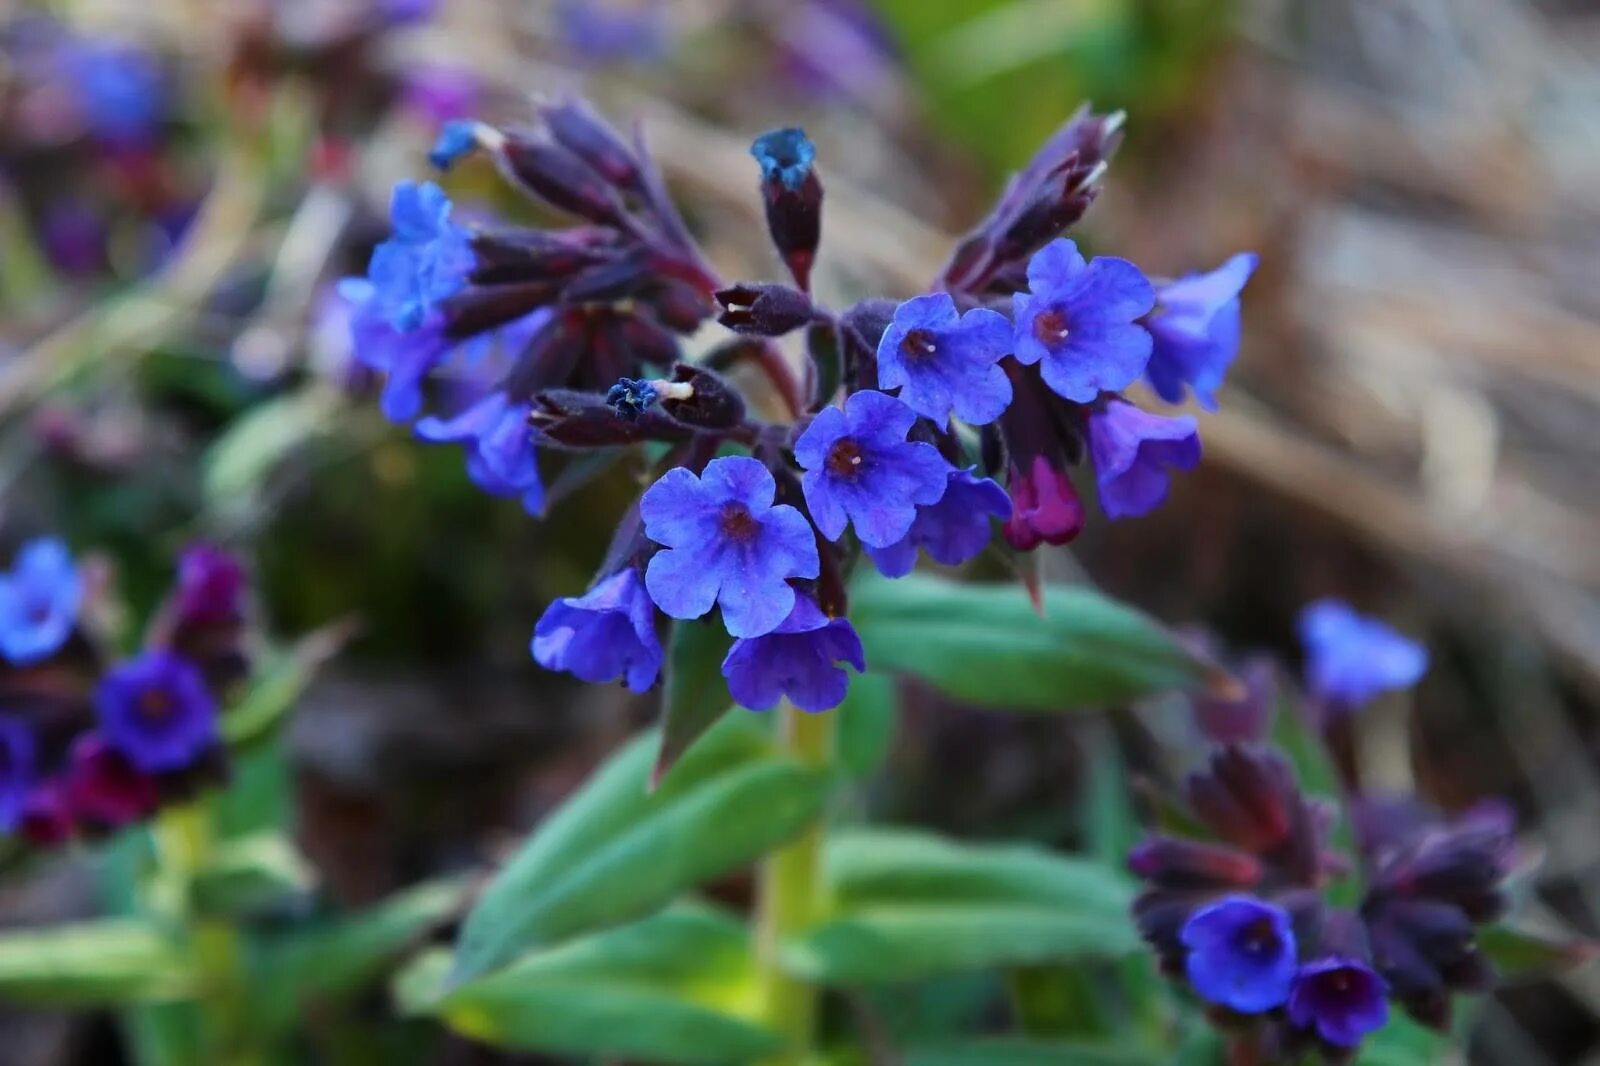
416 392 545 516
96 652 218 774
866 468 1011 577
340 278 453 421
1288 957 1389 1047
1297 600 1427 711
1086 399 1200 519
1145 253 1257 409
532 568 661 692
0 717 36 833
1181 896 1298 1013
0 538 82 666
793 391 950 548
63 39 165 146
1011 238 1154 403
640 456 820 638
378 0 439 25
751 127 816 191
365 181 474 332
875 293 1013 426
557 0 669 64
428 119 481 171
722 596 865 712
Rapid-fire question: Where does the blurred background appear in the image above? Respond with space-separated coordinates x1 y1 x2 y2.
1 0 1597 1061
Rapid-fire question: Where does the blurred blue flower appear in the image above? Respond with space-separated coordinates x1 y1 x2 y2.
1181 896 1298 1013
0 538 82 666
640 456 819 638
1288 956 1389 1047
0 717 36 833
339 278 453 421
556 0 669 64
1298 600 1428 711
428 119 480 171
532 568 660 692
722 596 864 712
876 293 1013 426
1011 238 1154 403
1145 252 1257 410
62 38 165 146
866 468 1010 577
416 392 545 516
1086 399 1200 519
365 181 473 331
794 390 949 548
751 127 816 192
96 652 218 774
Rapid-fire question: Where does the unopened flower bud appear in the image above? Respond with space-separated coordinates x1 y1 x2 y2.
715 283 813 336
750 127 823 291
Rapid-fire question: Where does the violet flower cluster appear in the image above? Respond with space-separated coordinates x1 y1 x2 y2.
1130 602 1512 1060
347 98 1254 713
0 539 250 847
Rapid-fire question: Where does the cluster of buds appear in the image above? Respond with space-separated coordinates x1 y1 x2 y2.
345 96 1256 713
1128 603 1519 1061
0 539 251 846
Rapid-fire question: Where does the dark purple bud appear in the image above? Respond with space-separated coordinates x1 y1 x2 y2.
594 311 678 369
640 281 716 334
174 544 248 628
1003 454 1083 550
468 229 608 286
750 127 823 291
63 734 159 833
657 364 746 431
1133 889 1206 972
499 134 631 228
540 98 641 189
531 389 691 449
840 298 895 389
441 281 562 339
715 283 813 336
503 311 589 399
19 784 73 847
1128 836 1263 890
1186 746 1297 854
563 250 656 302
1194 656 1277 745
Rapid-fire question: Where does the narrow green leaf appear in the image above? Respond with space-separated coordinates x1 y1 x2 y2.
400 905 781 1065
848 573 1207 711
1082 723 1138 869
654 619 736 786
1477 923 1598 983
906 1038 1164 1066
452 717 833 985
0 920 192 1005
203 387 338 513
191 834 314 916
222 620 354 750
837 672 898 780
1355 1012 1450 1066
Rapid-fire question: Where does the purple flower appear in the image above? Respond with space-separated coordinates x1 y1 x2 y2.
1298 600 1428 712
1288 957 1389 1047
1002 454 1085 550
399 64 481 126
175 544 248 627
1086 399 1200 519
340 278 452 421
1011 239 1155 403
875 293 1013 426
556 0 669 64
62 734 158 832
0 538 82 666
0 718 36 833
18 785 73 848
416 392 545 515
1145 253 1256 410
532 568 661 692
641 456 820 638
750 127 816 192
722 596 865 712
96 652 218 774
61 38 165 147
1181 896 1298 1013
364 182 474 332
866 468 1010 577
793 391 950 548
378 0 439 25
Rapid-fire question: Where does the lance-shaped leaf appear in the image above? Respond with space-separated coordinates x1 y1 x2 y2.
452 715 833 985
848 573 1211 712
1477 923 1599 983
653 619 735 785
0 920 193 1005
398 904 781 1065
906 1039 1163 1066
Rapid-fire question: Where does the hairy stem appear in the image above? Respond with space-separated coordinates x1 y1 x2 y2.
755 701 835 1064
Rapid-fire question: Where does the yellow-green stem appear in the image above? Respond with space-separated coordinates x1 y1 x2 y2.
755 702 835 1065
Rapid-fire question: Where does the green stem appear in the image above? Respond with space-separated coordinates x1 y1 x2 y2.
755 701 835 1065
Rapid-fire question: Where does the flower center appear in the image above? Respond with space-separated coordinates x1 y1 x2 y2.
1238 916 1281 958
826 438 865 479
718 502 760 543
1033 308 1071 348
901 328 938 361
138 689 173 723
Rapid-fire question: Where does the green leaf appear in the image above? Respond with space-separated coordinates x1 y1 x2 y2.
837 672 899 780
203 387 338 515
0 920 192 1005
252 878 465 1037
452 716 834 985
785 829 1136 984
222 621 353 750
399 904 781 1065
848 573 1208 711
191 834 314 916
1082 723 1138 868
654 619 736 785
1477 923 1598 983
905 1038 1164 1066
1354 1012 1450 1066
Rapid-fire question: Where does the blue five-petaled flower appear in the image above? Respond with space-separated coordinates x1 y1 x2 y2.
866 468 1011 578
1287 956 1390 1047
1086 399 1201 520
721 595 865 713
793 391 950 549
876 293 1013 427
640 456 820 639
95 652 219 775
416 392 546 516
1145 252 1257 410
1297 599 1428 712
0 538 83 666
1181 896 1298 1014
1012 238 1155 403
532 568 661 692
365 181 474 332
